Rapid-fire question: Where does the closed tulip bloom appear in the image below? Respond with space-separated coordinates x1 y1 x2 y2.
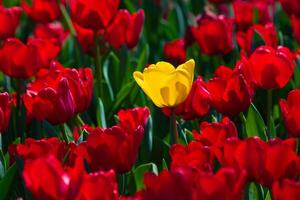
133 59 195 107
222 137 265 182
82 107 149 173
249 46 294 89
70 0 120 30
22 0 63 23
24 62 93 124
163 39 187 65
73 23 98 54
104 9 145 49
233 0 270 31
28 38 60 68
23 156 119 200
273 179 300 200
24 77 75 125
207 66 253 116
139 167 246 200
8 137 70 165
193 117 238 148
0 38 40 79
169 142 214 172
0 92 13 133
34 22 69 47
0 6 22 40
49 62 94 113
260 138 300 187
280 89 300 137
192 13 233 55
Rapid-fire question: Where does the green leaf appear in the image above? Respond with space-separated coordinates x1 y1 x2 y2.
246 104 267 141
103 53 119 101
184 129 194 143
133 163 158 190
0 164 17 200
63 124 74 142
108 81 135 119
265 191 272 200
96 98 107 128
136 44 149 71
248 183 264 200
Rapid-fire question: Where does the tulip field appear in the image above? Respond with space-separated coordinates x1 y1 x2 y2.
1 0 300 199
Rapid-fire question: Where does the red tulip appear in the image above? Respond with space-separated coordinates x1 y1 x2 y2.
74 23 96 53
162 76 210 120
49 62 94 113
34 22 69 47
163 39 186 65
104 9 145 49
193 117 237 146
23 155 119 200
73 23 104 54
169 142 214 172
82 107 149 173
141 168 196 200
84 125 144 173
0 38 40 79
28 38 60 68
272 179 300 200
70 0 120 30
118 107 150 133
24 62 93 124
237 23 278 55
222 137 265 182
9 137 69 162
207 66 253 116
260 138 300 187
280 89 300 137
139 167 246 200
291 16 300 45
233 0 270 31
24 71 75 125
0 92 13 133
279 0 300 18
191 13 233 55
0 6 22 40
23 156 68 200
249 46 295 89
223 137 300 186
22 0 63 23
193 168 246 200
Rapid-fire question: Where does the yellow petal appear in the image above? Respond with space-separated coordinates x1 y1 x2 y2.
133 71 164 107
155 61 175 73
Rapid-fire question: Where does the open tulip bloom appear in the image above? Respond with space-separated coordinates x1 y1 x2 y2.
133 59 195 108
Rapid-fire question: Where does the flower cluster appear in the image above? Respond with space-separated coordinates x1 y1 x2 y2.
2 0 300 199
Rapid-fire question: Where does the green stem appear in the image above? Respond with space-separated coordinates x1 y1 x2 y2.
59 124 69 143
238 113 247 139
58 1 76 36
94 32 103 98
170 110 179 144
76 114 85 126
267 90 272 137
15 79 25 143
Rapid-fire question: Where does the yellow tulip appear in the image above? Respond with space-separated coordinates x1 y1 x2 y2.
133 59 195 107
